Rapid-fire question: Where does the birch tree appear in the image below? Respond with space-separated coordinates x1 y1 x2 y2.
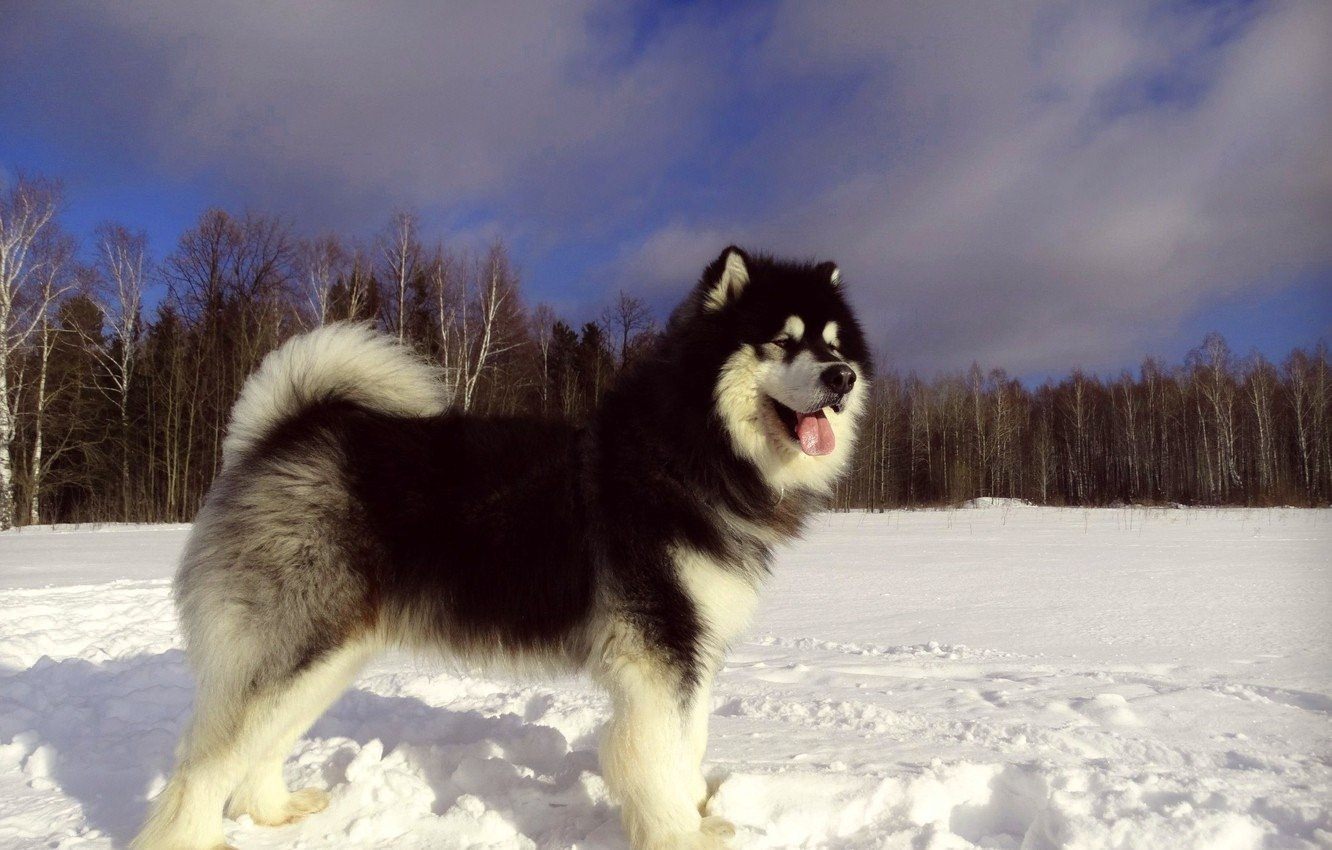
531 303 558 414
459 244 524 412
295 234 347 328
379 211 421 343
428 247 461 405
0 177 60 529
1243 354 1278 498
23 228 77 522
89 224 149 519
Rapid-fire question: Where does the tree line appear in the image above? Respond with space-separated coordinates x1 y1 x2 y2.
0 175 1327 528
836 337 1329 510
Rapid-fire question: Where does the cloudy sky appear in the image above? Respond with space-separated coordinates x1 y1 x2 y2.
2 0 1329 376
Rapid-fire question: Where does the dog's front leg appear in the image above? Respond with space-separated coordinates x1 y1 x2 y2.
601 659 734 849
682 673 714 813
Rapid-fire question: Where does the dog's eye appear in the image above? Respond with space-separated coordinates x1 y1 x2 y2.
772 337 797 350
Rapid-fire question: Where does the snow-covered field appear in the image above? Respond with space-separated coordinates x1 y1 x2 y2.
1 506 1329 850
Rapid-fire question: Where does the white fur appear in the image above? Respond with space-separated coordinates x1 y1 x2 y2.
823 321 840 348
674 546 759 660
132 641 373 850
593 620 734 849
222 644 370 825
221 322 446 468
714 345 772 466
673 548 757 827
780 315 805 340
714 343 867 494
703 250 749 312
829 266 841 286
763 349 828 414
682 676 715 812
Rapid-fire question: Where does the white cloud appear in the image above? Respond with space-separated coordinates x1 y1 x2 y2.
624 0 1332 372
3 0 1329 373
3 1 726 227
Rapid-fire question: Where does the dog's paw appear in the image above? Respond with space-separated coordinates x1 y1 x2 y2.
235 787 330 827
700 816 736 839
285 787 331 820
645 818 737 849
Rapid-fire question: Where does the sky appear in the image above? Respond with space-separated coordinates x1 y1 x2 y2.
2 0 1329 378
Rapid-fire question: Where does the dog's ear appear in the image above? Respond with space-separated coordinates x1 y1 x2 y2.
816 261 841 287
701 246 750 312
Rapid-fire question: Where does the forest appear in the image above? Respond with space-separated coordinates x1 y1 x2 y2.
1 175 1328 528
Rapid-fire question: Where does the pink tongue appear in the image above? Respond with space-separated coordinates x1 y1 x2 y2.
795 410 836 456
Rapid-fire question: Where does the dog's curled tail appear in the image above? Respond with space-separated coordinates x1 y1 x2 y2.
222 322 447 467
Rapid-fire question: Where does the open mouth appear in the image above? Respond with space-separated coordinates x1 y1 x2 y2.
770 398 839 457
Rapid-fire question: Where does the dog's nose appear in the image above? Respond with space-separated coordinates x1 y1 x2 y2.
821 364 856 395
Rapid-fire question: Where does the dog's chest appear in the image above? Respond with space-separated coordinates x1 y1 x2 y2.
673 547 761 651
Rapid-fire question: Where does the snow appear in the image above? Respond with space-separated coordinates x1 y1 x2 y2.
1 507 1329 849
0 524 191 589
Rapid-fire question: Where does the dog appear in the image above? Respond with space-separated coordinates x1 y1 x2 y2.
131 246 871 850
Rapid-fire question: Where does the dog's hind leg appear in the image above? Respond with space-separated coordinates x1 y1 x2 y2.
599 652 735 850
225 641 371 827
131 652 269 850
132 640 370 850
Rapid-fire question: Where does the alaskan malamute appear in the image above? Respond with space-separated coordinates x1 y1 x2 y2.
133 246 871 850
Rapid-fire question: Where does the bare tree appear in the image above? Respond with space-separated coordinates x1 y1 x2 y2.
1243 353 1279 499
1060 371 1092 503
337 247 378 324
1191 333 1241 499
0 177 61 528
1112 371 1142 498
531 303 558 414
601 290 654 367
1285 347 1329 502
295 233 347 328
459 243 524 412
427 246 462 405
379 211 421 343
23 227 77 521
88 223 149 519
162 209 293 493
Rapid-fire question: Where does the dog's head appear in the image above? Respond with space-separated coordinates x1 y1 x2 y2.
682 246 873 493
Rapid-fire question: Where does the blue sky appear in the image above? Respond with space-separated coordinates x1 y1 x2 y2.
2 0 1328 377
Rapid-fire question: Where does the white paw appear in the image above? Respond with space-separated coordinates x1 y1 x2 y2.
645 818 737 849
700 816 735 838
287 787 331 818
232 787 330 826
130 834 234 850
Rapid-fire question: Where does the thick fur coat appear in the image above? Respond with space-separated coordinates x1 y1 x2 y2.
132 247 871 850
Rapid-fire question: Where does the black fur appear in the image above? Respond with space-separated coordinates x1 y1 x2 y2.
238 248 872 688
133 247 873 850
